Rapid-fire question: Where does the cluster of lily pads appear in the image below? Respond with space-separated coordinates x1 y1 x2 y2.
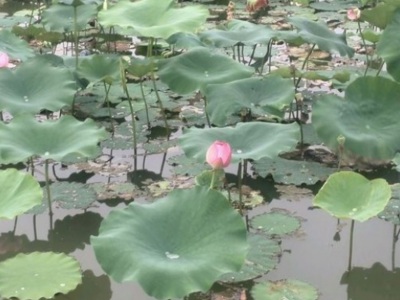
0 0 400 299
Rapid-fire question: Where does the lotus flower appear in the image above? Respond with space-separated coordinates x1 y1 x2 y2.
206 141 232 169
247 0 268 12
0 52 9 68
347 7 361 21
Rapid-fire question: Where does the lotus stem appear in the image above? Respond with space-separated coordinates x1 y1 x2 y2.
102 81 114 132
203 96 211 128
248 44 257 66
295 43 316 88
392 225 397 271
33 215 38 240
159 152 167 176
237 160 243 215
357 21 370 76
139 81 151 128
73 5 79 69
347 219 355 271
12 217 18 234
44 159 53 218
209 169 216 190
150 72 170 133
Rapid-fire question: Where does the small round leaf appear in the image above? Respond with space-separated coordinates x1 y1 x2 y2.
251 279 319 300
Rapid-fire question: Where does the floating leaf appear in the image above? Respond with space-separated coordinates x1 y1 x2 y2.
251 279 319 300
98 0 209 40
158 47 253 94
313 76 400 160
251 212 301 235
220 234 280 282
378 184 400 225
377 10 400 82
179 122 300 163
0 252 82 300
91 182 142 201
0 169 42 220
0 58 76 115
91 187 248 299
205 76 294 126
288 16 354 57
49 182 97 209
0 115 108 164
253 156 336 185
313 171 391 222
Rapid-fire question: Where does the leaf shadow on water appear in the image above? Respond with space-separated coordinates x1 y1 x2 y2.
341 263 400 300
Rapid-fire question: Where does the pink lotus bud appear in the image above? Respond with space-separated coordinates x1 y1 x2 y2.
347 7 361 21
0 52 9 68
206 141 232 169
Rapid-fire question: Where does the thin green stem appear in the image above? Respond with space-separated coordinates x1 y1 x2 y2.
45 159 53 217
73 5 79 69
375 59 385 77
357 21 370 76
237 160 243 215
139 81 151 128
392 224 397 271
103 81 114 131
295 44 316 88
209 169 216 190
348 219 355 271
12 216 18 234
248 44 257 66
203 96 211 128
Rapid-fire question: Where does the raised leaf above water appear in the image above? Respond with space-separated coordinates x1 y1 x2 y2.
313 171 391 222
91 187 248 299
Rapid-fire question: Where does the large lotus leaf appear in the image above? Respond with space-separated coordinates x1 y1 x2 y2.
288 16 354 57
251 279 319 300
377 9 400 82
166 32 206 49
179 122 300 163
219 234 280 283
313 76 400 160
157 47 253 94
0 115 108 164
362 3 397 29
199 20 277 47
0 169 42 220
77 54 120 85
313 171 391 222
42 3 98 32
98 0 209 40
0 252 82 300
251 212 301 235
0 58 76 115
0 30 34 61
91 187 248 299
205 76 294 126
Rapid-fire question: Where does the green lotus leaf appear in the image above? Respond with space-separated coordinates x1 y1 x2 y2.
205 76 294 126
313 76 400 160
220 234 281 283
0 58 76 115
0 252 82 300
98 0 209 40
91 187 248 299
251 279 319 300
378 184 400 225
251 212 301 235
0 30 35 61
167 154 209 176
166 32 206 48
0 169 42 220
158 47 253 94
377 9 400 82
313 171 391 222
77 54 121 85
0 115 108 164
125 58 156 78
288 16 354 57
42 3 98 32
252 156 336 185
199 20 277 47
179 122 300 163
362 3 397 29
48 182 97 209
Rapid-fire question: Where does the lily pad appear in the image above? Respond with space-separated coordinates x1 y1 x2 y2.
251 279 319 300
288 16 354 57
91 187 248 299
219 234 280 282
157 47 254 94
313 171 391 222
205 76 294 126
168 154 209 176
0 58 76 115
253 156 336 185
179 122 300 164
251 212 301 235
0 115 108 164
377 9 400 82
0 169 42 220
378 184 400 225
0 252 82 300
49 182 97 209
0 30 34 61
313 76 400 160
98 0 209 40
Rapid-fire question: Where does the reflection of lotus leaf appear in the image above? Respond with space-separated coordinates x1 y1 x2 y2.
91 186 248 299
313 76 400 160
